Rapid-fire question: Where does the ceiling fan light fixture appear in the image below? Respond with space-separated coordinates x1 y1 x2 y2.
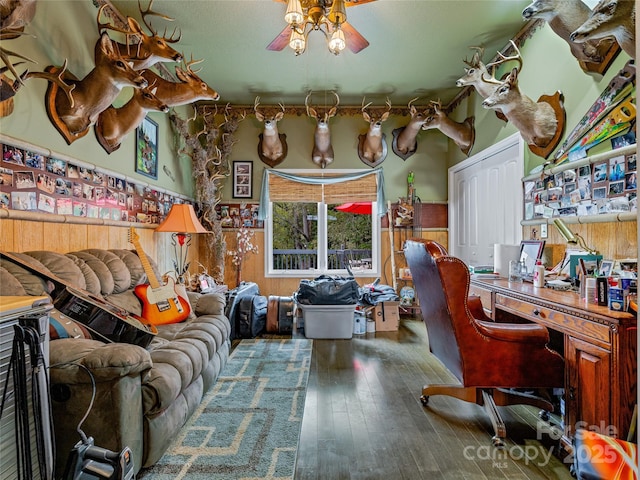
284 0 304 25
328 27 346 55
289 28 306 55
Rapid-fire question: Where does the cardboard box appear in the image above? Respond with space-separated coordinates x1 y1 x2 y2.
374 301 400 331
299 304 355 339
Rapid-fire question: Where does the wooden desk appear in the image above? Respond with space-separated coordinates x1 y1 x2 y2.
470 278 637 445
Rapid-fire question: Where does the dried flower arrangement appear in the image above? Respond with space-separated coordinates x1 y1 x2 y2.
227 224 259 286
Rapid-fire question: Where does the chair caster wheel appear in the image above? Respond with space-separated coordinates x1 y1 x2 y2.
492 436 505 448
420 395 429 406
539 410 550 422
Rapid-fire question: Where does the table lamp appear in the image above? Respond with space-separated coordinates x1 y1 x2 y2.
552 218 597 254
155 204 209 282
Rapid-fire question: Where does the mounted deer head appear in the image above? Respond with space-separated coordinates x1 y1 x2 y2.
0 1 75 117
141 56 220 107
392 97 431 160
481 45 565 157
357 96 391 167
254 96 287 167
522 0 614 66
95 82 169 154
570 0 636 59
97 1 182 70
305 91 339 169
423 100 475 156
45 32 148 144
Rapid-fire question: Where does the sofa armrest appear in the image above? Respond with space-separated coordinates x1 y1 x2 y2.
190 291 226 317
49 338 152 384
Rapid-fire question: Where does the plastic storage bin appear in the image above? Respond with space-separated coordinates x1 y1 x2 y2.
298 304 356 339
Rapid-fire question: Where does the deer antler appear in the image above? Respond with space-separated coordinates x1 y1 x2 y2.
184 55 203 74
24 59 75 107
463 45 485 67
485 40 522 74
139 0 181 43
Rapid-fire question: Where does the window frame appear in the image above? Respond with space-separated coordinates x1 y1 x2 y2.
265 194 381 278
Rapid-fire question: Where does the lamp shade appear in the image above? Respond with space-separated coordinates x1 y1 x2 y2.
156 204 208 233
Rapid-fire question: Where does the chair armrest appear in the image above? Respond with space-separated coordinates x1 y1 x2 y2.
475 319 550 346
49 338 152 384
467 295 491 321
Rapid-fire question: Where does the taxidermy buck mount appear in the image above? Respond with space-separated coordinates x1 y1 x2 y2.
455 46 507 122
357 97 391 167
141 57 220 107
521 0 620 74
254 96 288 167
96 0 183 70
0 0 76 117
305 91 339 168
480 42 565 159
570 0 636 60
95 82 169 154
391 97 431 160
44 32 148 145
423 100 475 156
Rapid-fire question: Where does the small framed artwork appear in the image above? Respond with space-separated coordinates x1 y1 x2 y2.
599 259 614 277
135 116 159 179
233 161 253 198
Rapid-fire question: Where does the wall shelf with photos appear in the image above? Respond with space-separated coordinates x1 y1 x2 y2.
0 134 193 226
521 143 637 226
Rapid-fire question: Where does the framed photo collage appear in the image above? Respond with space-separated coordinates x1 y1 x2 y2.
1 143 186 224
524 152 637 220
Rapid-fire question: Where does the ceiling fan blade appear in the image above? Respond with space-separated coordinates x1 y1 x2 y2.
345 0 377 7
267 25 291 51
341 22 369 53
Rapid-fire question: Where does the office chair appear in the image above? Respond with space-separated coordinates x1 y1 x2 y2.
404 239 564 447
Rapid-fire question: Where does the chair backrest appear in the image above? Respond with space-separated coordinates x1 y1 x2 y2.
404 238 465 382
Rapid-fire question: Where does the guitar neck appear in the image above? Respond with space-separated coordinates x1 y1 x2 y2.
130 235 162 290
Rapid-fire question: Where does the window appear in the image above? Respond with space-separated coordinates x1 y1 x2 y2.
263 170 382 277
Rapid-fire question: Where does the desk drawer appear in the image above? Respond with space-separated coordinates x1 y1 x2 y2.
495 294 611 346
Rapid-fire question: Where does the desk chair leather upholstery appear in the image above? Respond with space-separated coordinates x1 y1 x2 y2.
404 239 564 446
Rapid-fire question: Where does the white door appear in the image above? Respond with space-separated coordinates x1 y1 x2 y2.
449 133 524 266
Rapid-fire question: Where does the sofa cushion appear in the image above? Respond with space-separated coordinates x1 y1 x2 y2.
24 251 86 289
65 253 102 296
0 266 28 296
109 249 148 288
1 254 53 296
81 249 132 294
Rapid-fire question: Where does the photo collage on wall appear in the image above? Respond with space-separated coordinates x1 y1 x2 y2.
524 152 637 220
0 143 184 224
216 203 263 229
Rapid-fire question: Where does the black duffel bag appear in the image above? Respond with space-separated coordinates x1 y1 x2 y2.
295 275 360 305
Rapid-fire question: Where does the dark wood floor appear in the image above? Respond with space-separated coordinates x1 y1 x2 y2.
293 318 574 480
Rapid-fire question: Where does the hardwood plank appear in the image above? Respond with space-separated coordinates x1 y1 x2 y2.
294 319 574 480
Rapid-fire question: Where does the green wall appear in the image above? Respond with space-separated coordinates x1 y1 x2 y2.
1 2 632 205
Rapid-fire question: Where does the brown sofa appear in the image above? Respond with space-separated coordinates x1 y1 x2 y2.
0 249 231 476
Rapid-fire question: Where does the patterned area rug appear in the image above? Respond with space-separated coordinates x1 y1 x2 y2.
138 339 312 480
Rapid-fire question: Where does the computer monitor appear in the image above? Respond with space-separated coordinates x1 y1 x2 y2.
519 240 545 275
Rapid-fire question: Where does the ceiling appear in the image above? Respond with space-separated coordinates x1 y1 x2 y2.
107 0 537 108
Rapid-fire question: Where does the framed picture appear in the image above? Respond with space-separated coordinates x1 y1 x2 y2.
569 254 602 279
518 240 545 275
599 259 614 277
233 161 252 198
135 116 159 179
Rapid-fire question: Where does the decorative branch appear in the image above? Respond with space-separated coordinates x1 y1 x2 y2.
169 103 246 283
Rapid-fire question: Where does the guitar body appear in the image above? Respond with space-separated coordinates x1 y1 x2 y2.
128 227 192 325
134 278 190 325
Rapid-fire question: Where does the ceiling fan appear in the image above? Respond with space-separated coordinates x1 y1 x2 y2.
267 0 376 56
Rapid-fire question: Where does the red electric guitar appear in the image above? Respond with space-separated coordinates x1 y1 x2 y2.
128 227 191 325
